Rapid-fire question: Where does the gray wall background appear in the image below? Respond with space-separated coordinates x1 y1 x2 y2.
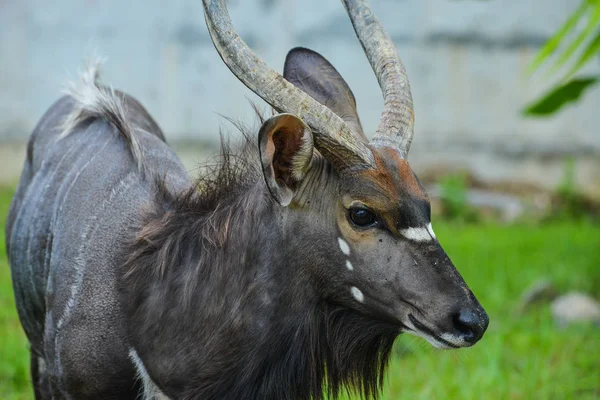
1 0 599 195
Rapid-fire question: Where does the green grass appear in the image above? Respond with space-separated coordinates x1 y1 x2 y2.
1 185 599 399
1 186 31 400
379 222 600 400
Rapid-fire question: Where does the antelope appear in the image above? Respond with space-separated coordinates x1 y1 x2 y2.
6 0 489 399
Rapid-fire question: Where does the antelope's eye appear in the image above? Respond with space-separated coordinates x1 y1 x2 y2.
348 207 378 228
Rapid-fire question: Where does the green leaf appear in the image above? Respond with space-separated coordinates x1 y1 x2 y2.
549 5 600 75
522 77 599 116
527 1 588 74
566 29 600 77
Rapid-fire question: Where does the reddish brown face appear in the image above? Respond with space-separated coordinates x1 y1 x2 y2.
333 146 489 348
344 147 431 233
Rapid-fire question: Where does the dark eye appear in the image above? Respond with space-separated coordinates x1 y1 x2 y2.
348 207 378 228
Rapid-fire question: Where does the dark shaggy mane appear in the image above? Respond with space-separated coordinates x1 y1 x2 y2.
253 303 400 400
123 109 267 279
170 117 266 219
156 102 271 219
120 107 401 400
178 302 400 400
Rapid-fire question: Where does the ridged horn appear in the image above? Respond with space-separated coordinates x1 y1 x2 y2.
342 0 415 156
203 0 375 170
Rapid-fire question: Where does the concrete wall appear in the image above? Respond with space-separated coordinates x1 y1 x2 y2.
1 0 599 194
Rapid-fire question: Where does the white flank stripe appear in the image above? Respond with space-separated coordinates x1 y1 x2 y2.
130 349 170 400
345 260 354 271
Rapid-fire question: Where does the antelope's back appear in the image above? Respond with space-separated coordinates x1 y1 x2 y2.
5 93 189 394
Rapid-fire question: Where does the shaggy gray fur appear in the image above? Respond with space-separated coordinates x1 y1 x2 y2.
6 65 189 398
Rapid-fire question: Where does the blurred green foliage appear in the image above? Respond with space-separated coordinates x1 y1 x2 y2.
0 187 30 400
546 158 598 221
524 0 600 116
438 174 479 222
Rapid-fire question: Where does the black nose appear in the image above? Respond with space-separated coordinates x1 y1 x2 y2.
452 309 489 343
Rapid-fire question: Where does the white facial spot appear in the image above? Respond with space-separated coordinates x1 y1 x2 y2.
427 223 437 240
351 286 364 303
399 225 435 242
345 260 354 271
338 237 351 255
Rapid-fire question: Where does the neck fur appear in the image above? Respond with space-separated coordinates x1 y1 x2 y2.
120 145 399 400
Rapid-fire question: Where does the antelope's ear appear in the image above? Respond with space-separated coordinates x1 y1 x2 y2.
258 113 314 206
284 47 365 140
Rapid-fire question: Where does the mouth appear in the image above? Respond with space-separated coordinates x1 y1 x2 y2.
404 314 460 349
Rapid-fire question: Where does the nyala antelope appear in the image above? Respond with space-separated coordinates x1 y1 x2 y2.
6 0 489 399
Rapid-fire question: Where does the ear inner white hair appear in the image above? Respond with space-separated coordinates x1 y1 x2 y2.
291 127 314 181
